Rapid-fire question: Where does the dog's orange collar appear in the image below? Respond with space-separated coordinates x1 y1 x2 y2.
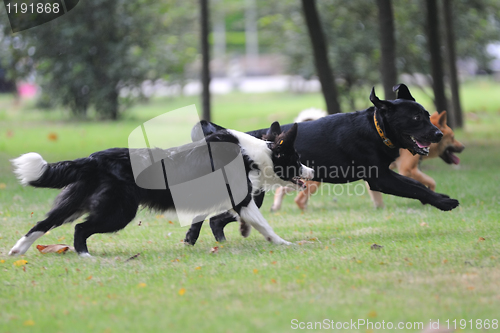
373 110 395 149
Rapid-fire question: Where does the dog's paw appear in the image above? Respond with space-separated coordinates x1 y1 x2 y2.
435 197 459 211
183 237 196 246
240 221 251 238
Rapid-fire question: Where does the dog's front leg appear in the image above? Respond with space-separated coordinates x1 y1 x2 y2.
239 200 292 245
367 170 458 211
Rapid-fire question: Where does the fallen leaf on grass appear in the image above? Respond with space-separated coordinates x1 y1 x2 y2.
138 283 147 288
36 244 74 254
478 237 485 241
178 288 186 296
370 243 383 250
420 222 428 227
210 246 219 254
0 183 6 189
13 259 27 266
23 320 35 326
47 132 58 141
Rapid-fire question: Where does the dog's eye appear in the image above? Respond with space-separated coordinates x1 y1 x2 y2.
413 115 420 121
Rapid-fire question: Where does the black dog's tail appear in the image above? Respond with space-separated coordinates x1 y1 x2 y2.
11 153 94 189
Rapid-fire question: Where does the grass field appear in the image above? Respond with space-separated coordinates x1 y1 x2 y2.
1 80 500 332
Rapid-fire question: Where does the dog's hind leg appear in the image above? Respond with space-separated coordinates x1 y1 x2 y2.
270 186 288 212
294 181 319 210
183 215 208 245
238 200 291 245
9 185 86 255
209 212 239 242
365 182 384 209
209 191 265 242
73 194 139 257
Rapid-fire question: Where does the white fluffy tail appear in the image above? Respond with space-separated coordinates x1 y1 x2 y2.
11 153 48 185
294 108 328 123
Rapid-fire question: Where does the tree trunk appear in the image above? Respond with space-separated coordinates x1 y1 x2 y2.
200 0 211 121
442 0 463 128
424 0 448 113
376 0 397 100
301 0 341 114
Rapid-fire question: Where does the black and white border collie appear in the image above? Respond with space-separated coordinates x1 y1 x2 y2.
9 122 313 257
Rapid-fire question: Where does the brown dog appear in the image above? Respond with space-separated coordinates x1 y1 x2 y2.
271 110 464 211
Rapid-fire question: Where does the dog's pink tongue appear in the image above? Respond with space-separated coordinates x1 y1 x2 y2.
416 140 430 148
450 152 460 164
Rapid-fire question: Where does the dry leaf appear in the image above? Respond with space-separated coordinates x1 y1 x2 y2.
420 222 428 227
138 283 147 288
13 259 28 266
195 266 202 270
178 288 186 296
210 246 219 254
253 269 259 274
271 279 277 283
0 183 6 189
47 132 58 141
370 243 383 250
479 237 485 241
36 244 74 254
86 275 92 280
23 320 35 326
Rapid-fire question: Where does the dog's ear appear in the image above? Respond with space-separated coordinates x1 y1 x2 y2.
272 123 298 156
438 111 447 128
392 83 416 101
370 87 393 110
264 121 282 141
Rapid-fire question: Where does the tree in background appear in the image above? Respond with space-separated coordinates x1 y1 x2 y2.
424 0 448 114
442 0 462 128
376 0 397 100
0 0 198 120
301 0 341 114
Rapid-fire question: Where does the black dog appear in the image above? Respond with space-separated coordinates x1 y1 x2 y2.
184 84 459 245
9 123 313 257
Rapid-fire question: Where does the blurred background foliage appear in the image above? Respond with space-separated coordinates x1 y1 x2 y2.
0 0 499 119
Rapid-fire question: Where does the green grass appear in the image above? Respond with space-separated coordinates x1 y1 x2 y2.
1 80 500 332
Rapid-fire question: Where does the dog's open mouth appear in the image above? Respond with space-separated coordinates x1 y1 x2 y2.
440 146 463 165
291 177 307 189
410 136 431 155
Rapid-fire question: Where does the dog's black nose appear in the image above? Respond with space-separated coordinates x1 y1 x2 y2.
435 130 443 140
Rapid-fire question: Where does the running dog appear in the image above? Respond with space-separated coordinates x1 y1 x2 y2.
9 122 313 257
368 110 465 208
185 84 460 245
